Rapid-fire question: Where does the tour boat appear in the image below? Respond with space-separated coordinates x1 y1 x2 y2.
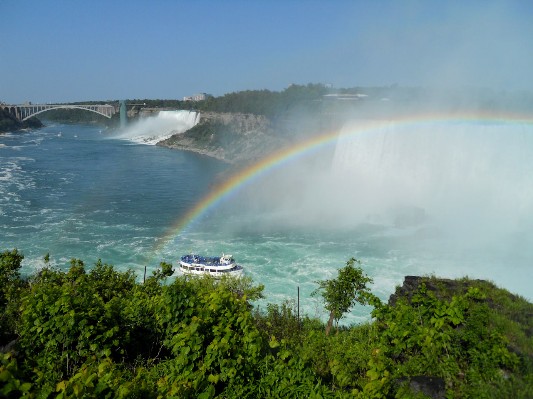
179 253 243 277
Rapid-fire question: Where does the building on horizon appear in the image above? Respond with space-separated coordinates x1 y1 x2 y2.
183 93 212 102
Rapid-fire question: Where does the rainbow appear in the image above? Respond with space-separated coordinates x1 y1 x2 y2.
155 111 533 252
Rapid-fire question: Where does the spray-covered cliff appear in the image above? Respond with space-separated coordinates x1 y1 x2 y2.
155 84 340 164
157 112 292 164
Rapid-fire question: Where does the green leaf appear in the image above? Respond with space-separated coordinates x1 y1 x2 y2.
19 382 32 393
56 380 66 392
269 336 280 348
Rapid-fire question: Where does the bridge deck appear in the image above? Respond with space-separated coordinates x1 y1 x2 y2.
0 103 117 121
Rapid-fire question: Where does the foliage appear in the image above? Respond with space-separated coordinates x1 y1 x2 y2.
176 120 234 150
366 282 529 398
148 261 175 283
0 249 26 346
254 300 303 344
313 257 378 335
36 107 112 125
0 249 24 306
17 261 147 389
0 352 32 398
155 278 264 397
127 83 329 123
1 252 532 398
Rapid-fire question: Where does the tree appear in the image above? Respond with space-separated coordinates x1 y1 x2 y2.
0 249 25 345
0 249 23 287
313 258 376 335
147 261 175 283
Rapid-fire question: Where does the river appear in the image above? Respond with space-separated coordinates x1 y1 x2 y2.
1 114 532 323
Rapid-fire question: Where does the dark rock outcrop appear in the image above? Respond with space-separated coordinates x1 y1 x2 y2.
394 376 446 399
388 275 490 307
0 108 43 133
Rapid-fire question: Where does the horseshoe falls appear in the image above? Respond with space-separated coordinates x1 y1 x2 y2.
330 120 533 245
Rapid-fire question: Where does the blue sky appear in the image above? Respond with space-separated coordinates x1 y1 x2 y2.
1 0 532 104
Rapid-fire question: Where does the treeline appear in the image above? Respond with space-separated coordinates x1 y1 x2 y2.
1 249 532 398
8 83 533 129
37 108 118 126
25 84 329 127
133 83 330 120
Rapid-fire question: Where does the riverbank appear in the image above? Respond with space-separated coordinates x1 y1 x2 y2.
0 108 43 133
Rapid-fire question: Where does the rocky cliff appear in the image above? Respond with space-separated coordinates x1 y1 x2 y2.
157 112 292 164
0 108 43 133
385 275 533 398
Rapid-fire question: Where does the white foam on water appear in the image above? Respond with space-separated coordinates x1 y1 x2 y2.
115 110 200 145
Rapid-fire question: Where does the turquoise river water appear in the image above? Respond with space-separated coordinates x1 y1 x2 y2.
1 115 532 323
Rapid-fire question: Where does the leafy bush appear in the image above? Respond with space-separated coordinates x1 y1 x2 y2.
1 253 532 398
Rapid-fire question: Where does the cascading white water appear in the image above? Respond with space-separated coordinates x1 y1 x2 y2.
155 117 532 305
330 119 533 246
115 110 200 145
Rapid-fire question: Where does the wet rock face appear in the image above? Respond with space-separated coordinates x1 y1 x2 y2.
388 275 491 307
388 276 425 306
394 376 446 399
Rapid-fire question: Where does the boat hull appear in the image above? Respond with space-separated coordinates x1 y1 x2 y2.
179 254 244 277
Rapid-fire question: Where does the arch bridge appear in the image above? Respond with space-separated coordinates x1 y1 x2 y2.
0 103 117 121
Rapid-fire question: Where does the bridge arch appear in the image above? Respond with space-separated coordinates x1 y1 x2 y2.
0 104 116 121
22 105 115 121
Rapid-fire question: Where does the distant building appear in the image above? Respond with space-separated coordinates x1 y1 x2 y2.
323 93 368 101
183 93 212 102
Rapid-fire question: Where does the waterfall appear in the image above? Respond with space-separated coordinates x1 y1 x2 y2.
330 119 533 240
115 110 200 145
